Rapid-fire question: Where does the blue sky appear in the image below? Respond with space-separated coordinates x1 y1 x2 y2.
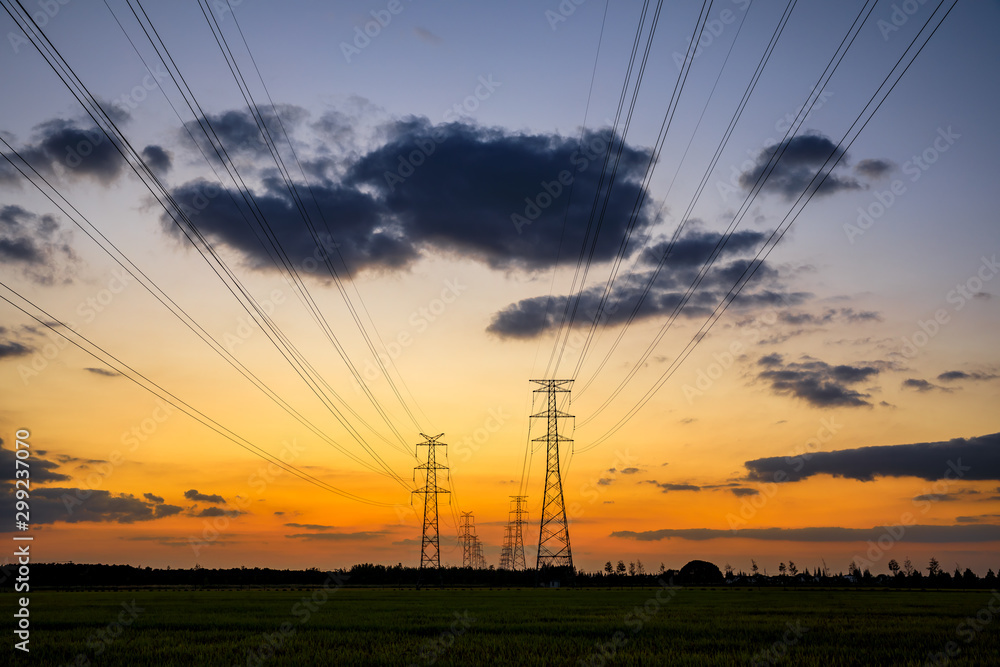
0 0 998 571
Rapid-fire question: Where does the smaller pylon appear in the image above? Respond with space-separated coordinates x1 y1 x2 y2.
499 525 513 569
459 512 476 568
510 495 528 571
474 538 485 569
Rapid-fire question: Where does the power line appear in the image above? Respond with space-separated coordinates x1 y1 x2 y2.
0 282 393 506
3 0 413 488
580 0 955 451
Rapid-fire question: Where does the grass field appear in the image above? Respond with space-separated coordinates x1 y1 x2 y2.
13 587 1000 666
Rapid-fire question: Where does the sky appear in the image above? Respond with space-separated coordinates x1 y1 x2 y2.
1 0 998 576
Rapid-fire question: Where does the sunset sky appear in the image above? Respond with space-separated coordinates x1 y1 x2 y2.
1 0 998 576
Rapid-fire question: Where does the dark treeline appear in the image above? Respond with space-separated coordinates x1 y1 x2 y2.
2 557 998 590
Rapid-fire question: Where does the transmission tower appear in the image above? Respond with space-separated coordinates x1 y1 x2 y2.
510 495 528 571
474 538 485 569
499 525 513 569
459 511 476 568
531 380 574 570
412 433 450 570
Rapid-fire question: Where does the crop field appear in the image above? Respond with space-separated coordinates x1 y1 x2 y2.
13 587 1000 666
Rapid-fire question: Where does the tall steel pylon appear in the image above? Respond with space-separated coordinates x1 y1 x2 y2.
412 433 449 570
510 495 528 571
531 380 574 570
459 511 476 568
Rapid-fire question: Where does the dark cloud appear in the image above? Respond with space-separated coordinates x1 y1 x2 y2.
938 370 998 382
738 134 865 199
143 493 165 504
413 26 443 44
645 481 701 492
912 493 959 502
597 478 614 486
0 205 78 284
0 439 70 484
488 251 809 338
640 229 767 267
902 378 951 393
184 489 226 504
286 531 386 541
11 119 126 184
195 507 243 518
745 431 1000 483
154 504 183 518
731 487 759 497
84 367 120 377
620 467 641 475
756 355 880 407
284 523 334 530
141 145 171 175
854 158 895 179
957 514 1000 524
167 119 656 279
0 486 179 524
758 353 783 367
346 121 654 271
0 339 32 359
612 524 1000 543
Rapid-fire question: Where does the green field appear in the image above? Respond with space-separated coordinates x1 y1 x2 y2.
12 587 1000 666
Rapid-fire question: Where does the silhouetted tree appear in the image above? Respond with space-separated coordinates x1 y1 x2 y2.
751 559 759 577
888 559 900 576
616 560 626 576
628 561 636 577
604 561 613 576
928 557 941 578
778 562 787 577
788 561 798 577
636 559 645 576
903 558 914 577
